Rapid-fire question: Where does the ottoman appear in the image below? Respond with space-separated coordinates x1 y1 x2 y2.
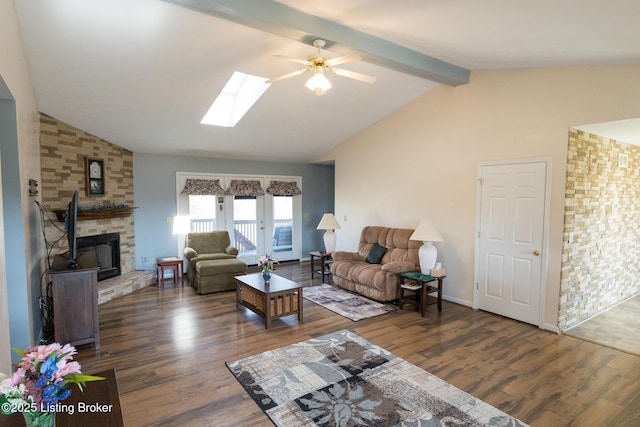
194 258 247 294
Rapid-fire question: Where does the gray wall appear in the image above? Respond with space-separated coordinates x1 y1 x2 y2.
1 93 32 354
133 153 335 270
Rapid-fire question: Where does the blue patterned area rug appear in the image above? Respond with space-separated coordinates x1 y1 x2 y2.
303 284 396 321
226 329 529 426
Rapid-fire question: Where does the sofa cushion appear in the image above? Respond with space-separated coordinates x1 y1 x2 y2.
196 258 247 275
366 243 387 264
193 258 247 294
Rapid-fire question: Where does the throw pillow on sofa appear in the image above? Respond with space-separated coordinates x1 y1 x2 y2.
366 243 387 264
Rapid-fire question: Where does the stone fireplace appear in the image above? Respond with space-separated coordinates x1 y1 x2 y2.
77 233 121 281
39 114 136 275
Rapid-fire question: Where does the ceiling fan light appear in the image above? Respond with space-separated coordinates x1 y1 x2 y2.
305 69 332 93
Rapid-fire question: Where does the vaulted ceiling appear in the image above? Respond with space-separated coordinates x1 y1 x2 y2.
14 0 640 162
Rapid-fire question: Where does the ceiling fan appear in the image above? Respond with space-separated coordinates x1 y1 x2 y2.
266 39 376 96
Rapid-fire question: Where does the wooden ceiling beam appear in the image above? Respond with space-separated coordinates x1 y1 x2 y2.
163 0 470 87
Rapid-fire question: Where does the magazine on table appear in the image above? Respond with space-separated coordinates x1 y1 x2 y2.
401 282 421 290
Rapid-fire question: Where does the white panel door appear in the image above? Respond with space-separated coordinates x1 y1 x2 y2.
477 161 547 325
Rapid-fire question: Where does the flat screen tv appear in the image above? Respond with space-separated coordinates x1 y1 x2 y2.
64 190 79 268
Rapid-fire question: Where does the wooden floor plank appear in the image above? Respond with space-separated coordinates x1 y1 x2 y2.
565 294 640 356
74 261 640 427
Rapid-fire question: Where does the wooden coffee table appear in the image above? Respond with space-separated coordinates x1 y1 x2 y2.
235 273 304 329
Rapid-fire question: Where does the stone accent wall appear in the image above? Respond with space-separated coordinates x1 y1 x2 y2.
559 128 640 331
39 114 135 274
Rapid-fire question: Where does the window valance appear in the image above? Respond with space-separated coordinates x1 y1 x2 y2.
225 180 265 196
266 180 302 196
180 179 226 195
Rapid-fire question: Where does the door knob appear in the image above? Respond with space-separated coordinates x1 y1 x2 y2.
533 250 540 256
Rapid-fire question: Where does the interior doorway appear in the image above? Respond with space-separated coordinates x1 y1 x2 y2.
559 127 640 329
1 77 32 369
559 124 640 351
0 147 8 373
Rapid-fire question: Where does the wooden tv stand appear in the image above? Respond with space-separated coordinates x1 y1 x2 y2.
50 260 100 349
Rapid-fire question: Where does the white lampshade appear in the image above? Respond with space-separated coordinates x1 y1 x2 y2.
317 213 341 253
410 220 443 274
316 213 341 231
410 220 443 243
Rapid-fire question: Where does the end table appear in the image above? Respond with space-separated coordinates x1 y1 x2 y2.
156 256 184 287
309 251 332 283
397 271 446 316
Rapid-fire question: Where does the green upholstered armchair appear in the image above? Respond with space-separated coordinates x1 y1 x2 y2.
183 231 239 283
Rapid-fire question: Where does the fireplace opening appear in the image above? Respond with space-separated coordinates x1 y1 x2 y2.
77 232 121 281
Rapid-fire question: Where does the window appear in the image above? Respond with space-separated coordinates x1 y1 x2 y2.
176 172 302 262
272 196 293 253
188 195 216 232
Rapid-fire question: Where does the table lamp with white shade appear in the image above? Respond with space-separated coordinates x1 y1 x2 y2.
316 213 341 254
409 220 443 274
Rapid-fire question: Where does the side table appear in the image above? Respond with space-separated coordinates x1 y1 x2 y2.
309 251 332 283
397 271 446 316
156 256 184 287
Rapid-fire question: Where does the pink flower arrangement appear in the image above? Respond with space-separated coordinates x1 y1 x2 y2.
0 343 103 416
258 253 278 274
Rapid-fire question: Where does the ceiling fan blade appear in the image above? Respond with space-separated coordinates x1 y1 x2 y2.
333 68 377 84
326 53 361 67
273 54 310 65
266 68 309 84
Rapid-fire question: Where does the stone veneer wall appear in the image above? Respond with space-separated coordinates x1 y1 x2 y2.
559 128 640 331
39 114 135 274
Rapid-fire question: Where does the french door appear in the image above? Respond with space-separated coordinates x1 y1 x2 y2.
176 173 301 266
231 194 300 263
267 195 295 260
229 195 264 265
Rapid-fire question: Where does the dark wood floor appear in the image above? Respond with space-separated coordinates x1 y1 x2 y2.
75 261 640 427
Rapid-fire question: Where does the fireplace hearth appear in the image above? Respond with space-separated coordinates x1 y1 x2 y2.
77 232 121 281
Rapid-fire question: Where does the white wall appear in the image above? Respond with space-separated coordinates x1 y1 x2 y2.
0 0 43 370
317 65 640 330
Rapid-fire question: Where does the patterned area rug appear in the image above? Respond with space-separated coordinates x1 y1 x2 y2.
303 284 395 321
226 329 529 427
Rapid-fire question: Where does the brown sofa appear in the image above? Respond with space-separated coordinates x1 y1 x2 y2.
330 226 421 301
183 231 239 284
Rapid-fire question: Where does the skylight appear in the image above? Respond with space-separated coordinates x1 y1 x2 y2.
201 72 270 127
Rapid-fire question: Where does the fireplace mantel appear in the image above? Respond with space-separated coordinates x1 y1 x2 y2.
53 207 137 222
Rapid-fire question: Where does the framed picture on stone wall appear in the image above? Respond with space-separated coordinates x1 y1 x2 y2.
85 157 105 195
